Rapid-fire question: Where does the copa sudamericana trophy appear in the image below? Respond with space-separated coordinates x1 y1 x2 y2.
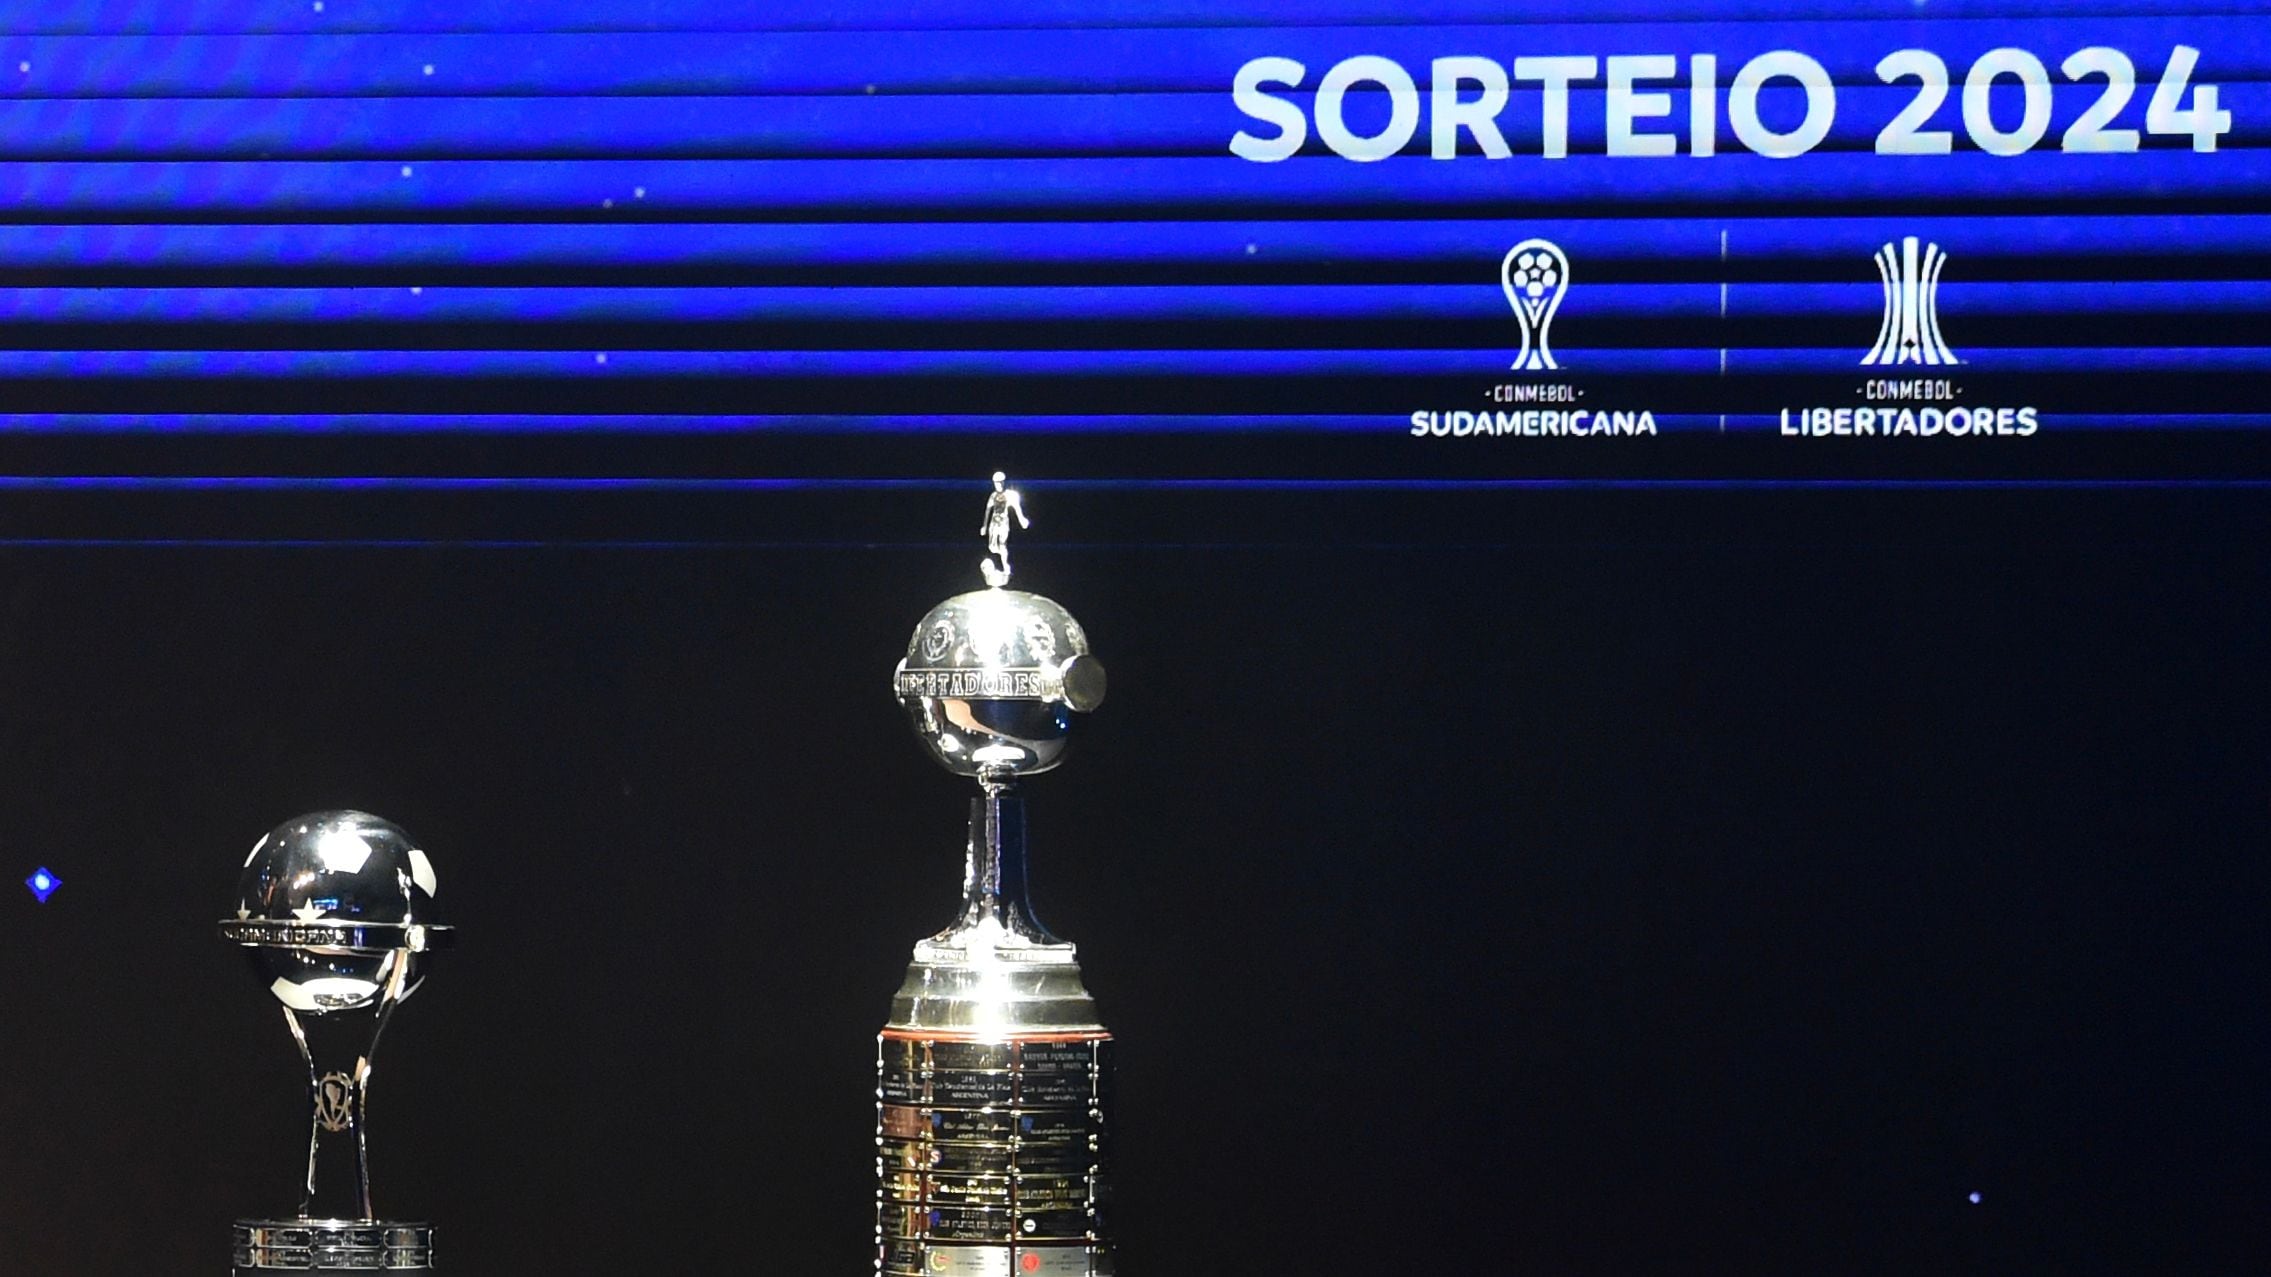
219 811 454 1274
879 474 1116 1277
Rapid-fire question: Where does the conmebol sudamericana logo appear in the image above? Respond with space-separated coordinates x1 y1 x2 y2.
1863 236 1959 367
1500 239 1569 372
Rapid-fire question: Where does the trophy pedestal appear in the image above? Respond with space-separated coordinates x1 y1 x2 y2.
877 1031 1114 1277
232 1219 435 1273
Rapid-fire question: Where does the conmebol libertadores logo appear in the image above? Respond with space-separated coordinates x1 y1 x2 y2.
1863 236 1959 367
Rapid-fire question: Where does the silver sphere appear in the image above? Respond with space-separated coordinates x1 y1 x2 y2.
894 587 1106 778
222 811 449 1015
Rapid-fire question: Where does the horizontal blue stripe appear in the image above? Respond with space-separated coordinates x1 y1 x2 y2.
0 347 1733 376
0 20 2266 96
1718 213 2271 258
0 215 2260 270
3 411 2267 434
5 84 2267 158
0 481 2255 527
0 282 1735 322
10 1 2263 36
0 347 2256 375
0 280 2254 324
1732 344 2271 370
4 409 2271 433
0 538 962 548
0 413 1391 433
1730 279 2271 315
0 153 2260 214
0 475 975 491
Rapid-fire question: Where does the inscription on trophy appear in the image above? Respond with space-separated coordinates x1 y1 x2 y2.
875 1035 1111 1276
880 1067 925 1105
895 668 1049 699
932 1041 1016 1071
932 1068 1017 1107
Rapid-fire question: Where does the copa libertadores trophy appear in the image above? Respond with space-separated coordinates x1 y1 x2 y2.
880 473 1116 1277
219 810 454 1274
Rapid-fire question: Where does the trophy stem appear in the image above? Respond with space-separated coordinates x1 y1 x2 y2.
280 996 396 1222
939 780 1060 948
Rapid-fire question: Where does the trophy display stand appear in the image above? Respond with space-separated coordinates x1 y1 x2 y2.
219 811 455 1274
880 476 1117 1277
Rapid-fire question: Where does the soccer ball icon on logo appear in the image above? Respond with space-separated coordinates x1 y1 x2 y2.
1509 251 1558 298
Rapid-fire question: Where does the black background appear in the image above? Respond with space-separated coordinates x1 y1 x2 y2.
0 482 2263 1275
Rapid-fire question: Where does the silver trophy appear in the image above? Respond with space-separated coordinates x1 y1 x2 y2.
879 475 1115 1277
219 810 454 1274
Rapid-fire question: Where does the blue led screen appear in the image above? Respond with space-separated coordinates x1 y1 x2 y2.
0 0 2265 480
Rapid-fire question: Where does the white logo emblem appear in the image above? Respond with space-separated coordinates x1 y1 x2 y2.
1863 236 1959 367
1499 239 1569 372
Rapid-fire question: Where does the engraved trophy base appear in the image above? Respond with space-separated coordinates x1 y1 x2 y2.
878 1030 1114 1277
232 1219 435 1273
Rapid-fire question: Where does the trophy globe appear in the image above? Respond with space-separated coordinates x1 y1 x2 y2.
219 810 454 1275
897 583 1107 782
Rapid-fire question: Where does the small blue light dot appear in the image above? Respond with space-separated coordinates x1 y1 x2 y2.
1968 1191 1982 1204
24 867 60 902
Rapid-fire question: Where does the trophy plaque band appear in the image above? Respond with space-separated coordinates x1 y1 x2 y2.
232 1219 434 1272
877 1031 1115 1277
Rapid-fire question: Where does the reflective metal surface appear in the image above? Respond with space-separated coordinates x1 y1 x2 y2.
877 477 1117 1276
888 790 1100 1034
233 1220 434 1271
893 476 1106 781
220 810 451 1269
894 588 1105 779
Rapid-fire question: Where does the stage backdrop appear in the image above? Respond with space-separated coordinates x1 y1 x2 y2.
0 0 2261 523
0 6 2264 1276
